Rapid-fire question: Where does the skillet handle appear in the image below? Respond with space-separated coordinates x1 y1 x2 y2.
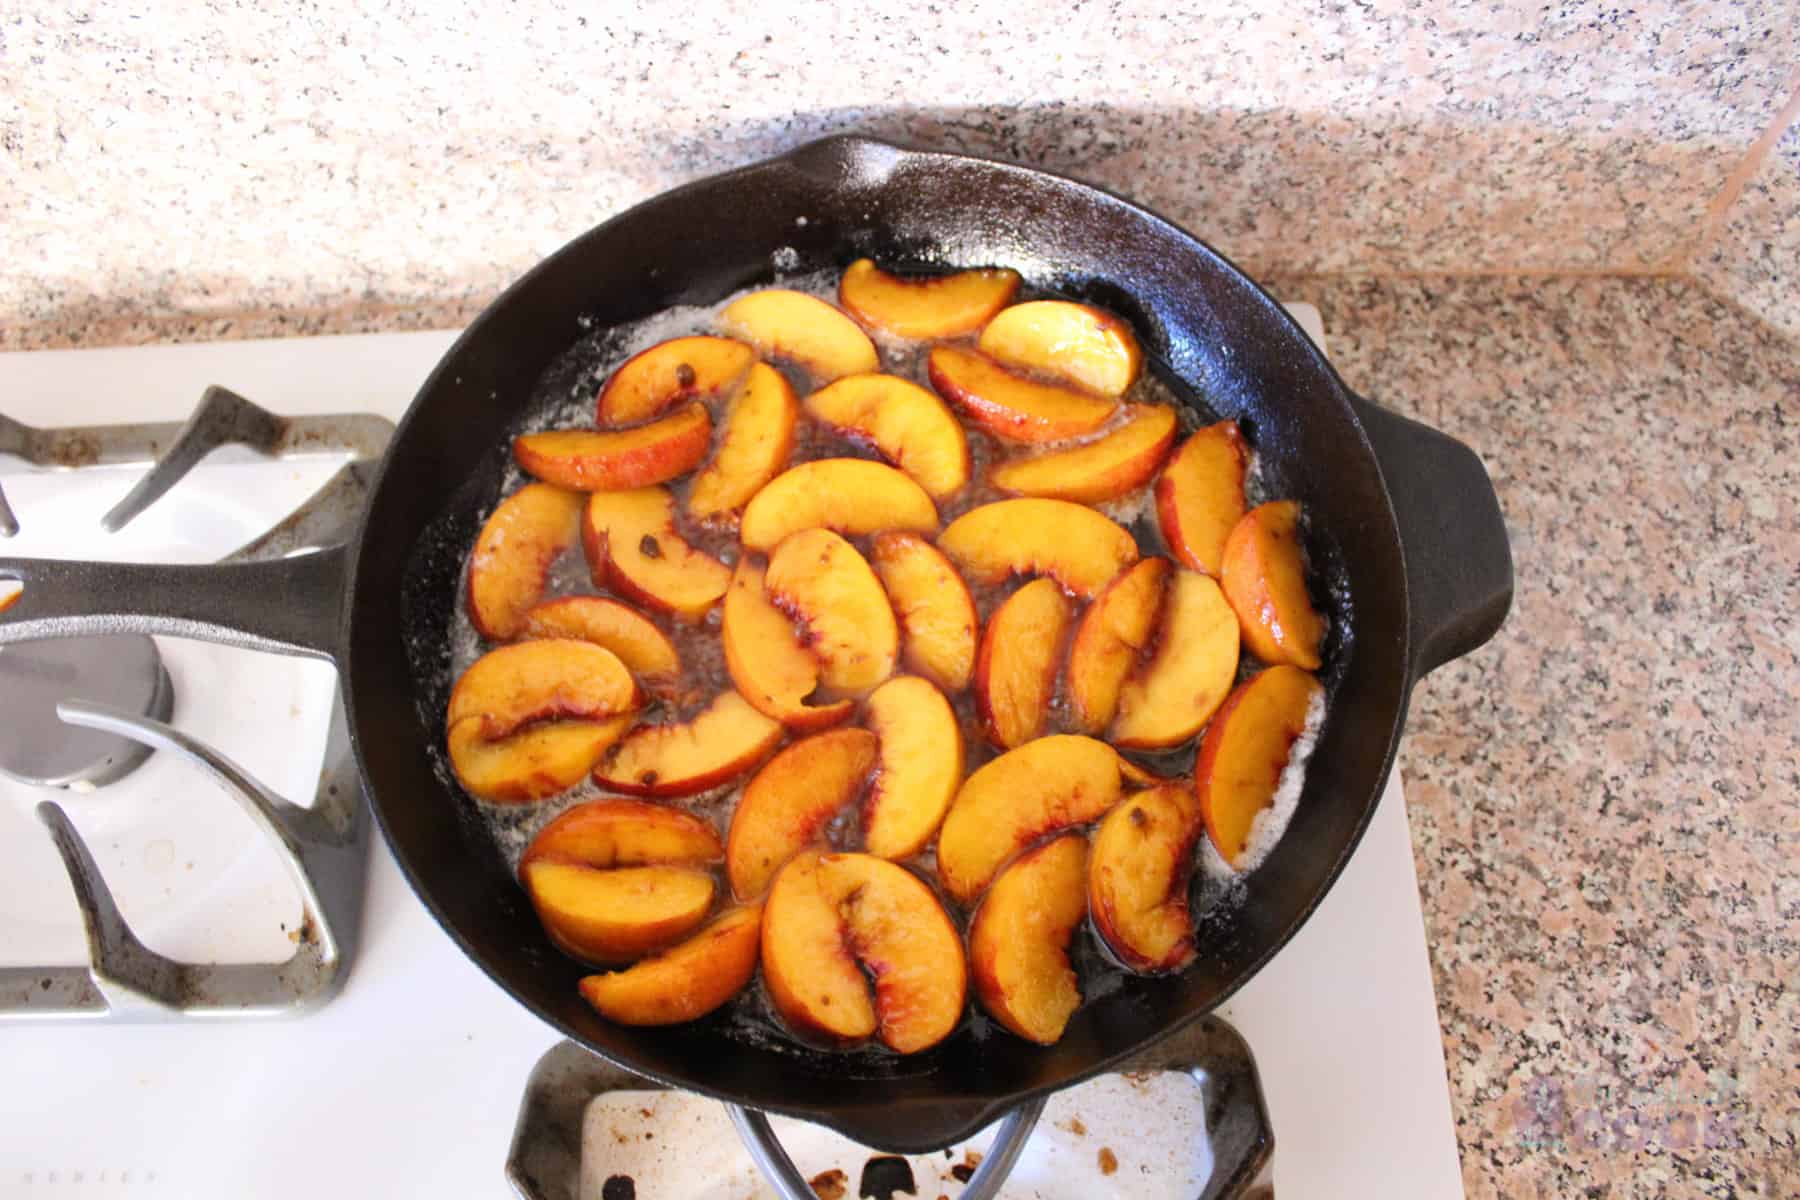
0 546 346 661
1351 395 1513 678
726 1097 1046 1200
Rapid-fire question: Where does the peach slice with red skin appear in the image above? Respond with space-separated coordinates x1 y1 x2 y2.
977 299 1144 398
726 728 879 901
927 347 1119 443
969 834 1090 1044
597 335 756 426
466 483 584 640
761 850 966 1053
861 675 962 860
989 404 1177 503
804 374 971 500
446 715 633 806
765 528 898 695
593 690 783 798
1111 570 1241 749
686 362 799 524
721 557 855 731
1089 784 1205 972
738 458 938 553
937 498 1139 600
717 290 878 382
837 258 1021 338
521 860 716 964
521 798 724 873
514 403 712 492
582 487 731 622
523 596 681 690
579 904 764 1025
936 734 1123 904
974 578 1072 749
1155 421 1249 577
1196 665 1324 868
1065 557 1171 734
1220 500 1328 670
869 532 978 695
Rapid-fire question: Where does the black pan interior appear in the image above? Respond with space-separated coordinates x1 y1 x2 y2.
345 136 1412 1152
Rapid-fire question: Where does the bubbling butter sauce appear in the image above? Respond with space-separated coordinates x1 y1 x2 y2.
431 261 1345 1055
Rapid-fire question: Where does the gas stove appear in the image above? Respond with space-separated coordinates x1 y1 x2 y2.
0 314 1463 1198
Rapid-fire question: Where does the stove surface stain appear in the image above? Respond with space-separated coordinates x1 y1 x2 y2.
858 1154 916 1200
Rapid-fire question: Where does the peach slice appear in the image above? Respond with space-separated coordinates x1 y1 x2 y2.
837 258 1021 338
969 834 1089 1044
927 347 1119 443
583 487 730 621
466 483 584 640
686 362 799 523
1220 500 1328 670
1196 665 1324 868
869 532 979 694
1155 421 1249 577
727 727 878 900
523 596 681 690
765 528 898 695
761 850 966 1053
936 735 1122 904
738 458 938 553
973 578 1072 749
593 690 783 797
803 374 971 499
1065 557 1171 734
579 904 764 1026
1088 784 1204 973
597 335 755 427
446 715 633 806
977 299 1144 398
988 404 1177 503
717 290 878 382
447 639 640 741
521 860 715 964
721 557 855 730
1111 570 1240 749
937 498 1138 600
862 676 962 860
521 798 724 872
514 403 712 492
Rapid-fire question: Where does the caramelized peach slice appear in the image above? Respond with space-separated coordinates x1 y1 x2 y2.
862 676 962 860
977 300 1143 397
738 459 938 553
721 557 855 730
727 727 878 900
869 532 979 694
974 578 1072 749
838 259 1021 338
765 528 898 695
466 483 584 640
762 850 966 1053
1155 421 1249 576
523 597 681 690
583 487 730 621
597 335 755 426
927 347 1118 443
1196 665 1324 868
969 834 1089 1044
717 290 878 382
447 639 640 740
521 798 723 872
936 735 1122 904
446 715 633 805
686 362 799 523
937 498 1138 600
514 403 712 492
522 860 715 964
1089 784 1204 972
593 690 783 797
1112 570 1240 749
1065 557 1171 734
579 904 764 1026
1220 500 1327 669
989 404 1177 503
804 374 970 499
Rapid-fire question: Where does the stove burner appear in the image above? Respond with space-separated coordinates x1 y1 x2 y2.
0 635 174 788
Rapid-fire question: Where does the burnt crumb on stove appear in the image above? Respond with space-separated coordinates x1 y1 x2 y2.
948 1149 983 1183
858 1155 916 1199
639 1106 654 1118
601 1173 636 1200
809 1167 848 1200
1098 1147 1118 1175
1062 1116 1087 1136
639 534 663 559
942 1149 953 1159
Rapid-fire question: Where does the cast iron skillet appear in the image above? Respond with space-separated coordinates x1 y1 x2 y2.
0 135 1511 1154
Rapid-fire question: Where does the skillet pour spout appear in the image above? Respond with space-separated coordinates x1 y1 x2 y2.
0 134 1511 1158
